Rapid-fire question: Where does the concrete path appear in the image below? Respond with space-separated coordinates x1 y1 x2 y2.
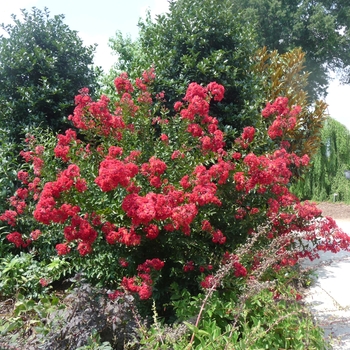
303 220 350 350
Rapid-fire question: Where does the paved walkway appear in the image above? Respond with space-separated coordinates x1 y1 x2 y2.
303 220 350 350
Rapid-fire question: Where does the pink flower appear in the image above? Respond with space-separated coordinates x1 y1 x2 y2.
75 178 88 192
39 278 49 287
141 157 167 177
30 229 41 240
212 230 226 244
114 72 134 94
171 150 185 160
180 175 191 189
183 261 195 272
56 243 70 255
0 210 17 227
141 67 156 83
206 82 225 101
232 152 241 160
200 275 217 289
108 290 124 300
135 77 147 91
7 231 29 248
174 101 183 111
201 220 212 232
108 146 123 158
233 262 247 277
119 258 129 268
144 224 160 239
77 242 93 256
139 284 152 300
17 170 29 184
160 133 169 144
242 126 255 142
149 176 162 188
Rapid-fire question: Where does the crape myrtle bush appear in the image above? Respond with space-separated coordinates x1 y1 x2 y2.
1 69 350 315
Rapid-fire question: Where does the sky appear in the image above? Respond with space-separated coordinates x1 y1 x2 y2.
1 0 350 130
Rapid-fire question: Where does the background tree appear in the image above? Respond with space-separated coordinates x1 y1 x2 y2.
291 118 350 202
232 0 350 99
107 0 265 132
106 0 326 162
253 47 326 160
0 7 100 140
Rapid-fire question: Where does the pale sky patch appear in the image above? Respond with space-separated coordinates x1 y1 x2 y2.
0 0 39 37
326 81 350 130
78 32 115 72
140 0 169 21
0 0 38 23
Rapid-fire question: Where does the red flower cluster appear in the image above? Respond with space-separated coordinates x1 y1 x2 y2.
103 225 141 246
95 158 138 192
64 214 97 246
34 164 84 224
262 96 289 117
56 243 71 255
141 156 167 188
144 224 160 240
0 210 18 226
19 139 45 176
69 90 126 138
56 213 105 256
119 258 164 300
235 126 255 149
212 229 226 244
206 82 225 101
233 261 247 277
6 231 31 248
221 252 247 277
261 97 300 140
54 129 77 162
178 82 226 154
171 203 198 235
200 274 218 289
183 260 195 272
17 170 29 184
114 72 134 94
201 219 227 244
30 229 41 240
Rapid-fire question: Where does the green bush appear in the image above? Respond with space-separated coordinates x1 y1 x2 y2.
0 7 100 141
0 73 345 318
291 117 350 202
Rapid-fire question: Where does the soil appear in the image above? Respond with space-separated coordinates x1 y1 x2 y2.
316 202 350 220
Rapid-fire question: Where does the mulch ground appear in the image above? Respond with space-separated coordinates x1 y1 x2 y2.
316 202 350 220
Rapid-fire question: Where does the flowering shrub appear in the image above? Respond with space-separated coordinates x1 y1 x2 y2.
1 69 349 312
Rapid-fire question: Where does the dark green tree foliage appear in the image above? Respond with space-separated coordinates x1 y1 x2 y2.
100 31 148 98
109 0 265 131
232 0 350 99
0 128 18 214
0 7 99 139
108 31 147 78
291 118 350 202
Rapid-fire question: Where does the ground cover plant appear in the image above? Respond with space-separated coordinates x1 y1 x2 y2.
1 70 350 348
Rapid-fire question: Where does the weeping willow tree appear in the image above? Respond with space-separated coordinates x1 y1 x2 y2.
291 117 350 202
